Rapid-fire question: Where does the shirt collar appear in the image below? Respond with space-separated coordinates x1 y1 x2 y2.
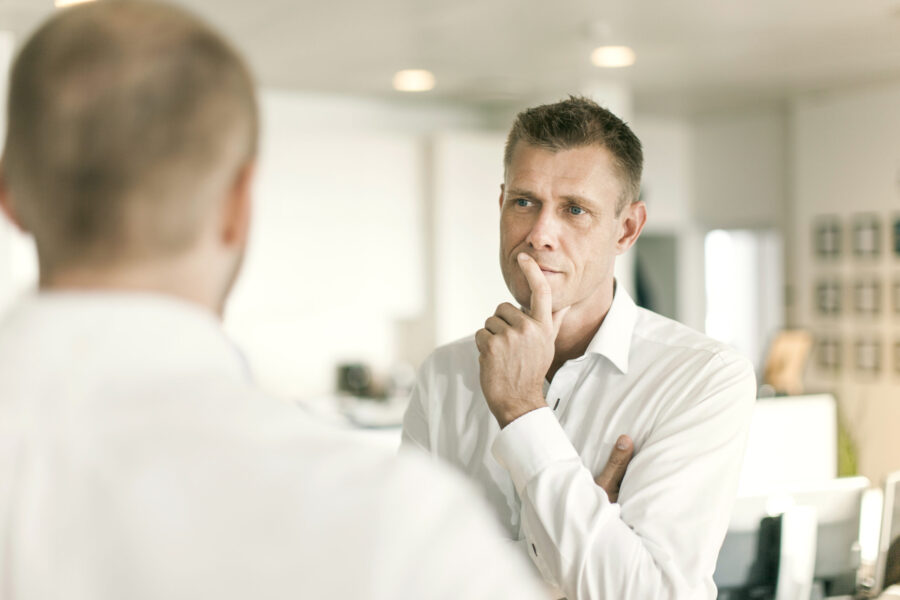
7 290 254 384
583 282 638 374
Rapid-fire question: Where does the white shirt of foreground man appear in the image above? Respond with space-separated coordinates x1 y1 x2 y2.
402 99 757 600
0 293 545 600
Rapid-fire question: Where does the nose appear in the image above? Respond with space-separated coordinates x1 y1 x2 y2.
525 205 559 251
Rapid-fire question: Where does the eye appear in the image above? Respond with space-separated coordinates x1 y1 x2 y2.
514 198 532 208
568 205 585 215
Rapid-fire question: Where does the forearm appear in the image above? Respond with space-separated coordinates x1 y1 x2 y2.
495 409 690 600
517 457 689 599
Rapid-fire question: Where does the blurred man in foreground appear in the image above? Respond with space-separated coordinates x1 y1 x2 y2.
403 97 757 599
0 3 545 598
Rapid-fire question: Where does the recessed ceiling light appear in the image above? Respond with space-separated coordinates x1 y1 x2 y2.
55 0 95 7
591 46 636 69
392 69 435 93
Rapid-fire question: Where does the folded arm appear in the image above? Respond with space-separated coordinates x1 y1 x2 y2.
493 355 756 600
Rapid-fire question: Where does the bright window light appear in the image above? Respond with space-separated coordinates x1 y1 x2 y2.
55 0 95 7
591 46 636 68
392 69 435 93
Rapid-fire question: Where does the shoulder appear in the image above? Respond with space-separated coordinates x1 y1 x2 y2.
634 307 754 376
630 308 756 416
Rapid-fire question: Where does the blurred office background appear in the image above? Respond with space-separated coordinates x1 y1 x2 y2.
2 1 900 597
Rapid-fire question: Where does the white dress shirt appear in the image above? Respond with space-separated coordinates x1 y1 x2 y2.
0 292 544 600
402 285 757 600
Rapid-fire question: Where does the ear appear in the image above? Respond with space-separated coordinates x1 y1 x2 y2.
615 200 647 255
0 161 27 232
498 183 505 210
221 161 255 249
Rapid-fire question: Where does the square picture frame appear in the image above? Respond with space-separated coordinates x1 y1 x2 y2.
853 214 882 258
853 279 882 315
895 341 900 375
814 217 842 259
854 337 881 376
815 280 842 316
894 280 900 315
816 336 842 372
893 215 900 258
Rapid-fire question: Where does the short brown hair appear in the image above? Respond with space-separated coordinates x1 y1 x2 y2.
2 0 258 270
503 96 643 213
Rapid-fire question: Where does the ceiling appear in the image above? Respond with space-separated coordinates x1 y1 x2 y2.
3 0 900 115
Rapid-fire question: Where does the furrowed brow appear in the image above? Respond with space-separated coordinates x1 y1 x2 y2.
505 187 540 200
561 194 600 209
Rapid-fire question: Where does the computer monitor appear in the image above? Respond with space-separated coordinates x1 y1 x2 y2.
738 394 838 494
715 477 869 598
714 496 781 598
873 471 900 594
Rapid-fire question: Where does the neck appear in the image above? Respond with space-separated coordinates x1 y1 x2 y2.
547 280 615 381
40 255 225 318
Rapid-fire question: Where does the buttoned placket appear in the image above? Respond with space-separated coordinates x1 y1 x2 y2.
544 358 583 420
516 358 585 559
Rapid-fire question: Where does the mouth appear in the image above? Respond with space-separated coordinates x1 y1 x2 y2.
535 263 562 275
511 252 563 276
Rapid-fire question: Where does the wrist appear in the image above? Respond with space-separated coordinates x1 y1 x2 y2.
495 396 545 429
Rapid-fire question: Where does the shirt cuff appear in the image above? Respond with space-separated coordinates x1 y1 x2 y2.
491 407 580 492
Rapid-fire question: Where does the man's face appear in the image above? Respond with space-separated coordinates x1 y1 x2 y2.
499 142 635 313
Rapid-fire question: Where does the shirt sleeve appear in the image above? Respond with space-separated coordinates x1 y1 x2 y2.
492 352 756 600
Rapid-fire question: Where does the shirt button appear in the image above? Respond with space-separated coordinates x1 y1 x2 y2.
532 543 537 556
553 398 560 410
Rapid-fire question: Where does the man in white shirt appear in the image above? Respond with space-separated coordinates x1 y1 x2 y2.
0 3 546 598
402 97 757 599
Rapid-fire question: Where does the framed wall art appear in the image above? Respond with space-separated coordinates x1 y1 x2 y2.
853 214 881 258
816 336 842 372
853 279 882 316
891 215 900 258
815 280 842 316
854 337 881 376
894 279 900 315
814 216 842 259
895 341 900 375
893 215 900 257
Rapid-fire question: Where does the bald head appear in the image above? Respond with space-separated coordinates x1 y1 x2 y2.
1 0 258 273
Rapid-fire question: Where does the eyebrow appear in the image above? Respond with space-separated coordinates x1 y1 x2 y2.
560 194 599 208
504 187 540 201
507 187 600 209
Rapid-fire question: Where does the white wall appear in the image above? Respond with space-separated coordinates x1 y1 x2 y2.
224 91 492 399
687 109 789 362
634 116 695 232
693 109 788 230
791 82 900 485
633 116 708 332
430 132 513 346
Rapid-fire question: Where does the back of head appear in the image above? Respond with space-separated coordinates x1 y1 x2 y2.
1 0 258 273
503 95 643 214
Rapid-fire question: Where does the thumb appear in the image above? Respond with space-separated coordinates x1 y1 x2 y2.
594 435 634 502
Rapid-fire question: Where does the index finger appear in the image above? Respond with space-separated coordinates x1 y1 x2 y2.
517 253 552 325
